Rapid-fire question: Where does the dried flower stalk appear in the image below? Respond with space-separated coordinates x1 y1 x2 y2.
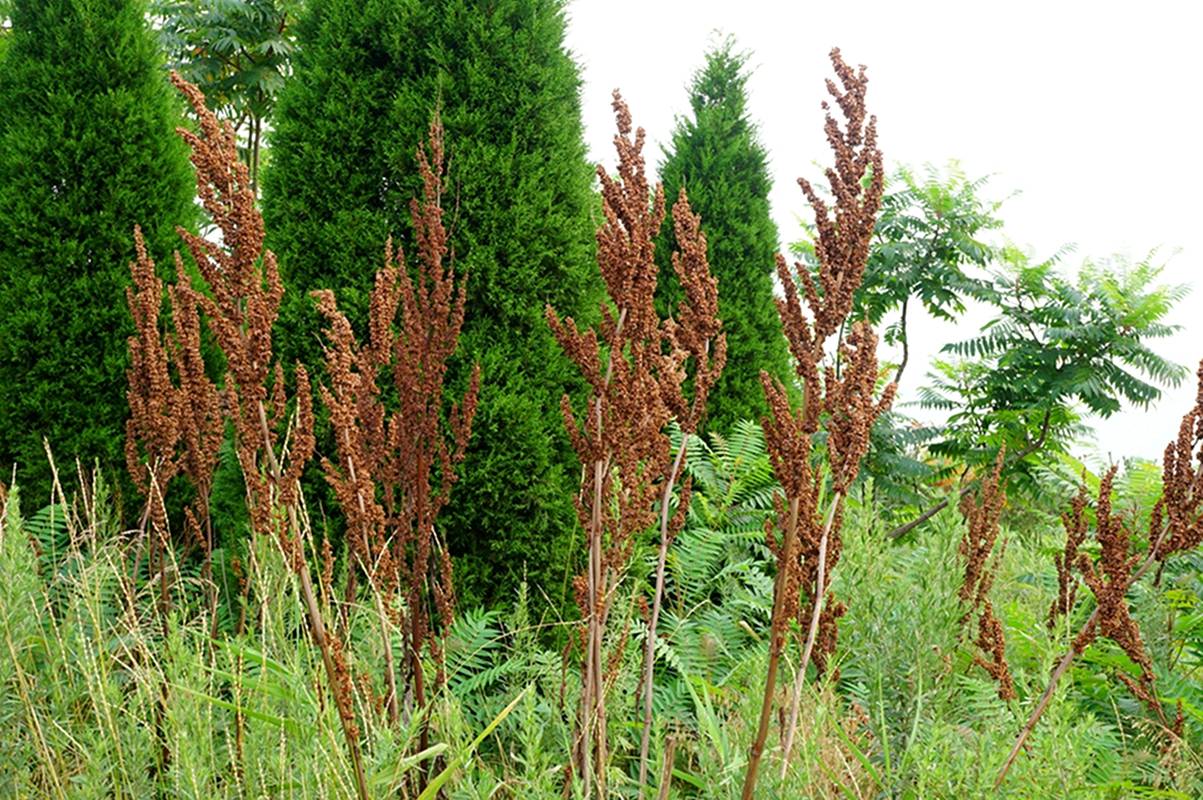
126 219 225 631
956 449 1015 701
314 116 479 747
743 49 895 797
126 228 180 538
635 190 726 799
997 363 1203 786
164 73 367 800
1070 467 1178 732
548 92 724 800
1048 482 1088 627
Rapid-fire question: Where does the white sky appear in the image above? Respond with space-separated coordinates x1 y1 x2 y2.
563 0 1203 464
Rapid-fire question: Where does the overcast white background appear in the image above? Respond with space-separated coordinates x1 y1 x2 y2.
563 0 1202 464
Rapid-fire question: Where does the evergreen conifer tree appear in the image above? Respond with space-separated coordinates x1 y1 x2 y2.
0 0 197 499
263 0 598 607
658 41 792 429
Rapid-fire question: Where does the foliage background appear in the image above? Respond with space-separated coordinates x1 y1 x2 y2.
0 0 197 503
262 0 600 609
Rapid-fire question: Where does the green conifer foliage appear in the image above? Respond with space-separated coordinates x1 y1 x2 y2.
0 0 196 499
657 41 793 430
263 0 598 608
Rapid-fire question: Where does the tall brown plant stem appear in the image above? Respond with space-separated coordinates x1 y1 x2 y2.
780 493 843 775
742 495 800 800
578 305 626 800
551 95 723 800
637 434 689 798
996 440 1203 787
254 402 370 800
743 48 891 798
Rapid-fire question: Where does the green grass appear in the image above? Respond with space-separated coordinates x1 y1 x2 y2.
1 456 1200 798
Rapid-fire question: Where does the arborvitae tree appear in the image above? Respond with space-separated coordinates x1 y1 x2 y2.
0 0 196 499
263 0 598 608
657 41 793 430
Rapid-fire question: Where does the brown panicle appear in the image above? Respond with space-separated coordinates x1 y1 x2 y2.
550 91 725 800
387 119 478 684
825 322 897 493
313 116 478 747
957 449 1014 700
662 190 728 434
1049 482 1088 628
126 227 223 625
1157 360 1203 559
1074 467 1172 730
125 226 180 535
795 48 885 345
164 74 367 800
168 71 300 543
746 48 895 797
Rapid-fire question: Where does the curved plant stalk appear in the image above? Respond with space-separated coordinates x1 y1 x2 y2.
779 494 842 776
995 481 1186 787
741 495 800 800
637 435 689 797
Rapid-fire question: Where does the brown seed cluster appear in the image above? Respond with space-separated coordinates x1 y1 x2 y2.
547 92 725 610
777 48 885 406
759 47 895 678
957 449 1015 701
547 91 725 795
161 75 367 798
126 225 226 544
168 72 314 557
314 116 479 709
1156 360 1203 560
746 50 893 799
1000 365 1203 786
1069 467 1180 736
1048 483 1088 628
125 228 181 535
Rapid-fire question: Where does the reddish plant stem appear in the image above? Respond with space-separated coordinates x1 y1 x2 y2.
741 495 800 800
780 493 844 775
579 306 626 800
588 454 606 800
637 435 689 798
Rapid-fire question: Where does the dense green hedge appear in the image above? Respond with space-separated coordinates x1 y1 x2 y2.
0 0 196 502
263 0 599 608
657 41 793 430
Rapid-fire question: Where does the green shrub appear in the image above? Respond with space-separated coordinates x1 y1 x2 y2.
656 41 793 429
0 0 196 501
263 0 599 609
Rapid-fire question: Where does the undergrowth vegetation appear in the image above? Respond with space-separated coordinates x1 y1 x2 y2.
1 22 1201 800
5 427 1202 797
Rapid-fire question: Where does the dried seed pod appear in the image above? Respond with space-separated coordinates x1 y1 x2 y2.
549 91 725 797
958 450 1014 700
